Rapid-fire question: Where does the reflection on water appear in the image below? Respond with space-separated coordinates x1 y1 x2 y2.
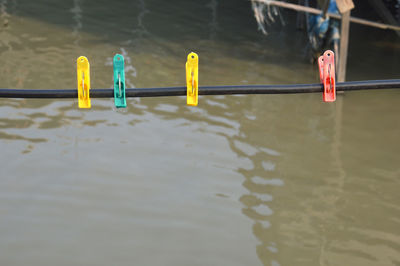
0 0 399 265
207 0 218 39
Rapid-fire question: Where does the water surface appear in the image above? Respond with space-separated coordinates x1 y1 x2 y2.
0 1 399 265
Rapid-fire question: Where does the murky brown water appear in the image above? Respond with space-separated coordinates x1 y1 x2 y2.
0 0 399 265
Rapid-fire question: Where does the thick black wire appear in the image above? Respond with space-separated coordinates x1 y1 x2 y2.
0 79 398 98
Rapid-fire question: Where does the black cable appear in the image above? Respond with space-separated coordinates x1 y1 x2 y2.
0 79 398 99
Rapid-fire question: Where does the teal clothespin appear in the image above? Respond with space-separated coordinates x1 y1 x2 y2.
113 54 126 108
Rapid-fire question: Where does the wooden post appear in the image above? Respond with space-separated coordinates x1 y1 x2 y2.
336 0 354 82
338 11 350 82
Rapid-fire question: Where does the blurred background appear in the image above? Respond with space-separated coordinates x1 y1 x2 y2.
0 0 399 265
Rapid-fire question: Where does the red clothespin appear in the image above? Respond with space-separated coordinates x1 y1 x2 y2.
318 50 336 102
318 56 324 83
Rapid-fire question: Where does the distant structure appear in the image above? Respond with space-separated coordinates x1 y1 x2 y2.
251 0 400 82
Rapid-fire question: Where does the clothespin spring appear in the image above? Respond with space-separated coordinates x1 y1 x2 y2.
191 71 194 94
118 73 121 97
82 72 85 97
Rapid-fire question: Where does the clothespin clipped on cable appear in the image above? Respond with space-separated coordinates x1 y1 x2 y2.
77 56 91 108
318 50 336 102
318 56 324 83
113 54 126 108
186 52 198 106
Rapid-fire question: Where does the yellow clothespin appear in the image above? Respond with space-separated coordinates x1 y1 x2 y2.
186 52 198 106
77 56 91 108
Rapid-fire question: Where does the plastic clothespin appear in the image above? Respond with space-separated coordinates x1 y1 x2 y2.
318 50 336 102
318 55 324 83
77 56 91 108
186 52 198 106
113 54 126 108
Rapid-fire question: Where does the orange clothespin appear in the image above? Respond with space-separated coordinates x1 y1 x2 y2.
318 50 336 102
